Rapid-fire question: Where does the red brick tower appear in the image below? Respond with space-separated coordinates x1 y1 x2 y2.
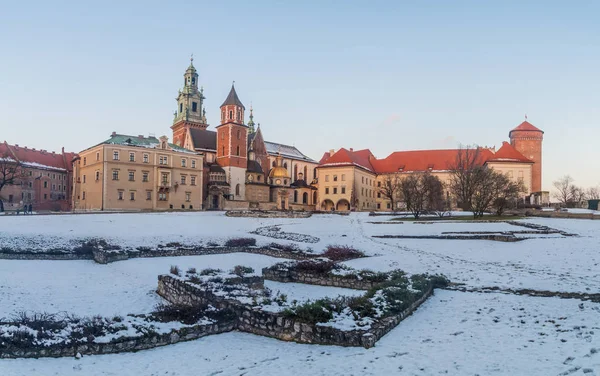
216 83 248 199
509 120 544 192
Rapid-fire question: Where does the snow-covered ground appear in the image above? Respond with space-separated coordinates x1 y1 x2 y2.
3 290 598 376
1 212 599 375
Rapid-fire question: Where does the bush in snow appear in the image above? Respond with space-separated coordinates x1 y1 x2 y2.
186 267 197 274
232 265 254 277
199 268 222 276
294 260 335 274
283 299 342 324
169 265 181 276
151 303 209 325
322 245 364 261
225 237 257 247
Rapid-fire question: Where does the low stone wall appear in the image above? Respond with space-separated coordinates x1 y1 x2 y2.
0 252 92 261
4 245 319 264
372 234 522 242
223 200 250 211
262 268 379 290
226 210 312 218
0 321 236 359
157 275 434 349
527 211 598 220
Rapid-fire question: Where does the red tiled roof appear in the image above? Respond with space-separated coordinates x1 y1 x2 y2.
1 142 76 172
371 148 495 174
319 152 331 164
509 121 543 135
319 148 375 172
486 142 533 163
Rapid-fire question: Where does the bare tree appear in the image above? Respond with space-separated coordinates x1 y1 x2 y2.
569 185 586 207
492 175 525 216
0 151 21 211
587 186 600 200
400 172 445 219
400 174 428 219
447 145 487 211
553 175 575 206
378 173 401 211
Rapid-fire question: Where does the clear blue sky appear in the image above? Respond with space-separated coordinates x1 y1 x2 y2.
1 1 598 191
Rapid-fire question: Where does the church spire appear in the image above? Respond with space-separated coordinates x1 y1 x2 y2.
220 82 245 125
247 103 255 133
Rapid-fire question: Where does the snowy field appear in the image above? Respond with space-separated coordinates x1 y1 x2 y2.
1 212 599 375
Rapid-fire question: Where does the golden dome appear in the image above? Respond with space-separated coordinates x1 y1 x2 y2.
269 166 288 179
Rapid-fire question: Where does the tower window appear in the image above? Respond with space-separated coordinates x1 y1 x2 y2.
237 111 240 121
191 77 195 84
229 110 233 120
237 130 241 140
236 146 240 156
192 102 198 112
180 103 183 113
222 146 225 156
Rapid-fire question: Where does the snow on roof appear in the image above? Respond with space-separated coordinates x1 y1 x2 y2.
265 141 317 163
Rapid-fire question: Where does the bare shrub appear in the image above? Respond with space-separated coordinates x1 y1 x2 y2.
323 245 364 261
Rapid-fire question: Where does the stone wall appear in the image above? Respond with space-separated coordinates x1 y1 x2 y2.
0 252 92 261
262 268 379 290
157 275 434 349
0 321 236 359
226 210 312 218
527 211 598 220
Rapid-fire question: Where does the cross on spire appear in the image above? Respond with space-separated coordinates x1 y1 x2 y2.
190 53 194 63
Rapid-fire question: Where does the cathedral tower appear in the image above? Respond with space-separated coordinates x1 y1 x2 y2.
171 57 207 148
216 83 248 199
509 120 544 192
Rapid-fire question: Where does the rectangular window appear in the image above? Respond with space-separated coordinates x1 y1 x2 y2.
143 154 149 163
129 152 135 162
191 160 196 168
387 203 391 209
325 175 329 182
191 176 196 186
96 152 100 161
44 193 47 199
44 181 48 188
377 192 381 198
130 191 135 201
325 187 329 194
82 175 86 183
128 171 135 181
159 193 167 201
142 172 149 182
362 177 364 184
333 187 338 194
162 173 168 184
83 157 87 166
361 187 364 195
28 182 32 188
95 171 100 181
185 192 191 202
53 174 56 179
180 175 186 185
518 171 524 180
377 203 381 209
52 184 56 190
341 174 345 181
508 171 514 178
159 156 168 165
181 159 186 167
113 151 119 160
82 191 86 200
8 194 13 203
377 181 381 187
112 170 119 180
146 190 152 200
341 186 346 194
333 175 338 182
192 102 198 112
118 191 123 200
28 193 31 200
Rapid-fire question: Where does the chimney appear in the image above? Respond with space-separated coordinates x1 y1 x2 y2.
349 148 354 152
15 144 18 148
329 149 335 155
111 131 116 137
52 151 55 155
62 147 65 153
32 148 36 151
138 135 144 139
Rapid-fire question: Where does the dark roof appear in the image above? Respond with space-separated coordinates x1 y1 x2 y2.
190 128 217 151
209 163 225 173
221 85 245 109
264 141 317 163
247 160 264 173
290 179 316 189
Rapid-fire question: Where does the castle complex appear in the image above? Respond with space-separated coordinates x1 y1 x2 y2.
1 59 546 212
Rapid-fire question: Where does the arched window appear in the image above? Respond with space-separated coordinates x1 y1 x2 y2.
221 110 225 121
272 161 276 167
313 191 317 205
222 146 225 156
237 111 240 121
294 190 298 203
236 146 240 156
229 110 233 120
313 167 317 179
284 162 288 169
294 165 298 180
235 184 240 196
257 175 261 182
304 166 308 181
303 192 308 204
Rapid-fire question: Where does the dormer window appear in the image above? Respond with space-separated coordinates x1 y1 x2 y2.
427 164 434 171
398 165 405 172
